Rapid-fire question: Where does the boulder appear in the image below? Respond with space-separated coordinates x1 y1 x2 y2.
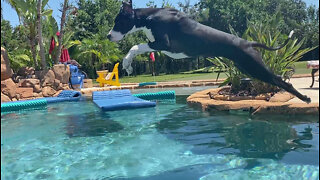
35 70 43 79
62 84 71 90
53 79 61 90
269 92 294 102
41 70 55 87
15 94 21 100
33 92 43 98
52 64 70 84
16 87 34 99
33 84 42 93
19 79 40 88
53 90 63 97
42 86 56 97
1 93 11 102
19 79 42 93
17 67 35 77
1 78 17 98
1 47 13 80
12 74 25 83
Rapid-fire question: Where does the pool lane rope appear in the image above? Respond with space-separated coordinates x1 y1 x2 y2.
138 82 157 87
133 91 175 101
1 90 82 113
1 98 48 112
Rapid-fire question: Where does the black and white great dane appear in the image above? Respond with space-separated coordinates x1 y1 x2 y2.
107 0 311 103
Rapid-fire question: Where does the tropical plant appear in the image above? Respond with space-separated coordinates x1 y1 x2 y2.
72 37 122 78
4 0 53 69
7 49 33 72
1 18 33 71
42 15 58 67
207 57 245 93
208 14 316 95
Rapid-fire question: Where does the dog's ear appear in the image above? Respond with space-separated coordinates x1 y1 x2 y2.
122 1 133 14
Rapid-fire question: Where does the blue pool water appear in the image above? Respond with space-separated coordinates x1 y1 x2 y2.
1 93 319 180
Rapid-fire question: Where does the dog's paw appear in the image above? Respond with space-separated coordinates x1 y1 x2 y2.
122 56 133 69
305 97 311 104
126 66 133 75
122 60 129 70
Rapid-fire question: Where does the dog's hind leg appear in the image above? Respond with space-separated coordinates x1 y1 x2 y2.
271 75 311 103
234 49 311 103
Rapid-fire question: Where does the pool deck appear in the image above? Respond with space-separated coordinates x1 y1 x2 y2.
80 79 223 97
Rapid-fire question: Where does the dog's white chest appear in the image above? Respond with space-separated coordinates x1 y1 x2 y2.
142 27 155 42
162 51 189 59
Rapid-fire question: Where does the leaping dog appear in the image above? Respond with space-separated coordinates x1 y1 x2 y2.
107 0 311 103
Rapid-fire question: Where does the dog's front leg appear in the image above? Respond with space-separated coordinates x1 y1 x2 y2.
123 43 154 75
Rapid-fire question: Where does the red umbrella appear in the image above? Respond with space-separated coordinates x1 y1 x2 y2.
49 37 55 55
49 31 70 63
150 52 155 62
60 47 70 63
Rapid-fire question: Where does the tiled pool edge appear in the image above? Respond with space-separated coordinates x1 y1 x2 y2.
80 80 224 97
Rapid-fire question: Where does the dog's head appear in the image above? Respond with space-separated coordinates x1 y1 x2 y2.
107 0 135 42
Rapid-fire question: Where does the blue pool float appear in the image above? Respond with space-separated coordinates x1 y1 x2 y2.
93 90 156 111
45 90 82 103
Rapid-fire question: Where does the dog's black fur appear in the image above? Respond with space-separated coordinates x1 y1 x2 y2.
108 1 311 103
310 69 319 88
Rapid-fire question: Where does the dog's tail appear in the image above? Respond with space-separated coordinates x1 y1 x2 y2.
251 30 294 51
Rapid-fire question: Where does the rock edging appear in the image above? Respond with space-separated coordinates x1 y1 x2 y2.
187 87 319 115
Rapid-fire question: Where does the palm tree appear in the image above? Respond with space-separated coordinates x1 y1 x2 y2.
37 0 46 69
4 0 52 69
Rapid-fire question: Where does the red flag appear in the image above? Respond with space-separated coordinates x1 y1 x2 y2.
150 52 155 62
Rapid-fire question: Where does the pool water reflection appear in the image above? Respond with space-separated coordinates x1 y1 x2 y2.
1 96 319 180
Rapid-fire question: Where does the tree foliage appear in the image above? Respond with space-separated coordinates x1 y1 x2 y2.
1 0 318 77
198 0 318 59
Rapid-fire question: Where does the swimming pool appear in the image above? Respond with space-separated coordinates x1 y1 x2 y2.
1 92 319 179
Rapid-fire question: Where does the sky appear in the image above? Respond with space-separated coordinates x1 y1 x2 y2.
2 0 319 28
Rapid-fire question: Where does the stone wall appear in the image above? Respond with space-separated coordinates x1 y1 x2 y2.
1 64 71 102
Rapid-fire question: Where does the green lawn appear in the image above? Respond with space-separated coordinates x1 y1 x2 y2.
111 61 311 84
119 73 227 83
293 61 310 74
